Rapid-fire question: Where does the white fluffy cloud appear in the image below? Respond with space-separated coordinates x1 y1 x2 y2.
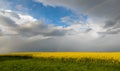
0 10 69 38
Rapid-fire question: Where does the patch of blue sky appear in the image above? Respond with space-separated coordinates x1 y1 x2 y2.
7 0 88 26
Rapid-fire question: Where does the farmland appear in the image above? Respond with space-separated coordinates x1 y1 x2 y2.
0 52 120 71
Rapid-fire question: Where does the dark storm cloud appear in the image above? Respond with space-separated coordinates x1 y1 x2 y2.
104 21 117 28
98 29 120 35
104 16 120 28
101 15 120 35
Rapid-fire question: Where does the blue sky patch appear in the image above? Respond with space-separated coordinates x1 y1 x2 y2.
6 0 88 26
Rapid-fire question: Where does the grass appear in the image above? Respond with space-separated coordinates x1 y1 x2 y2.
0 52 120 71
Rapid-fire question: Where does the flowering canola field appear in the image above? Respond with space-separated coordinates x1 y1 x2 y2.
8 52 120 61
1 52 120 71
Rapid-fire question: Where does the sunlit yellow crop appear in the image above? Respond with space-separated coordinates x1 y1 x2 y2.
2 52 120 61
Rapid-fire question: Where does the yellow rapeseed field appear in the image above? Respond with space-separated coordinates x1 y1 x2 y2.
6 52 120 61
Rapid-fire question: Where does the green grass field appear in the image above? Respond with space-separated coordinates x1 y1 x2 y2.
0 55 120 71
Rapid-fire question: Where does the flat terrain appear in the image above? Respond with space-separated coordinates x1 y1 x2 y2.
0 52 120 71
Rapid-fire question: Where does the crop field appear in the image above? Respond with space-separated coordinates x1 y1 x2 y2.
0 52 120 71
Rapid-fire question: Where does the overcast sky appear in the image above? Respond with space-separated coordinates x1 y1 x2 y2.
0 0 120 53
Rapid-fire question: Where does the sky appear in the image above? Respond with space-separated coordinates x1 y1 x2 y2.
0 0 120 53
